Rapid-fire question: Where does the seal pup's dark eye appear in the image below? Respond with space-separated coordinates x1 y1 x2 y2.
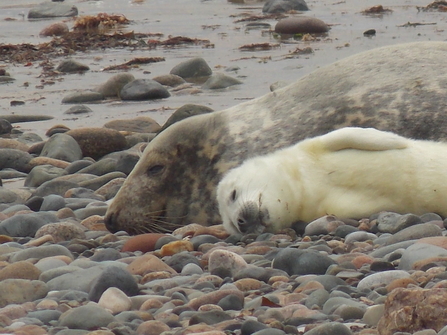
147 165 164 176
230 189 237 202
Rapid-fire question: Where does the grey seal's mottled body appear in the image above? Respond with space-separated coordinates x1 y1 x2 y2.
217 127 447 235
105 41 447 235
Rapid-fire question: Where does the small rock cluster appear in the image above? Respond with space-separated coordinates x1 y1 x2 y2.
56 57 242 105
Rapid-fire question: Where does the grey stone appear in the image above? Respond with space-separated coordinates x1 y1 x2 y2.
10 244 73 262
25 164 68 188
152 74 186 87
64 104 93 115
57 59 89 73
345 231 377 244
88 265 139 302
95 73 135 98
305 288 329 309
27 310 62 325
272 248 336 276
303 322 352 335
41 133 83 162
322 296 367 315
0 279 48 308
202 72 243 89
104 116 161 133
34 179 79 197
357 270 411 290
47 265 105 292
369 240 415 258
40 194 66 211
253 329 286 335
170 57 212 80
0 168 28 180
300 275 347 292
0 188 19 204
77 171 127 191
385 223 442 246
39 265 83 282
65 160 94 174
58 303 116 330
0 212 59 238
189 310 232 325
120 79 170 101
77 158 118 176
398 242 447 270
165 252 201 273
1 204 30 214
62 91 104 104
159 104 214 133
275 17 328 34
377 212 422 234
263 0 309 13
241 320 268 335
74 202 108 220
0 119 12 135
362 304 385 327
89 248 122 262
0 148 33 173
28 2 78 18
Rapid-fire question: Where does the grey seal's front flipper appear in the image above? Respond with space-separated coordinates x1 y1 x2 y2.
321 127 409 152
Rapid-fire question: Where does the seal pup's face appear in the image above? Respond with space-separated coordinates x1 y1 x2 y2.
217 156 298 235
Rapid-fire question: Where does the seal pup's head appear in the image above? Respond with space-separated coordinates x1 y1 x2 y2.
217 154 299 235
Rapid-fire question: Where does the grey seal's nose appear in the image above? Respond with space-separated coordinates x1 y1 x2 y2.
237 201 260 233
104 212 119 233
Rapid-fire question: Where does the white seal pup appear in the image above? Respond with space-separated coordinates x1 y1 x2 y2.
217 127 447 235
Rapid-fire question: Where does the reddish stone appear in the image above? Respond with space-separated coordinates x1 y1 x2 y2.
377 287 447 334
351 254 375 269
160 240 194 256
234 278 263 292
66 127 127 160
417 236 447 249
127 254 176 276
29 156 70 169
188 289 244 310
121 233 166 253
136 320 170 335
39 22 69 37
412 256 447 270
386 278 417 292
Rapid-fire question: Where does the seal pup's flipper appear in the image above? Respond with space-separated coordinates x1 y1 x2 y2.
321 127 409 152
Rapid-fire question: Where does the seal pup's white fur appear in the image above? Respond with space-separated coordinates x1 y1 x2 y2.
217 127 447 235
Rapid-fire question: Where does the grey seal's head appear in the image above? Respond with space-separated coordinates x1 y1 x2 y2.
104 112 235 234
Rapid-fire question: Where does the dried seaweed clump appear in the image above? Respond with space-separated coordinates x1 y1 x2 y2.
417 1 447 11
74 13 130 31
361 5 393 15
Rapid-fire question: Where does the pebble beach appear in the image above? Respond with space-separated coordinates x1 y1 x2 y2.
2 0 447 335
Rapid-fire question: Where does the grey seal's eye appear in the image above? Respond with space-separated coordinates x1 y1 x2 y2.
230 189 237 202
147 165 164 176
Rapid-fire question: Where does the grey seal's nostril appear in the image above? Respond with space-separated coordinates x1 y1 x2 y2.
104 212 118 233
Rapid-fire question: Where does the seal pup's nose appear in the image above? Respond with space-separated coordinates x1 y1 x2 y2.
237 201 261 233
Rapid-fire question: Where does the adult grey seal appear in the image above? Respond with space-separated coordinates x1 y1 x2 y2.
105 41 447 235
217 127 447 235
